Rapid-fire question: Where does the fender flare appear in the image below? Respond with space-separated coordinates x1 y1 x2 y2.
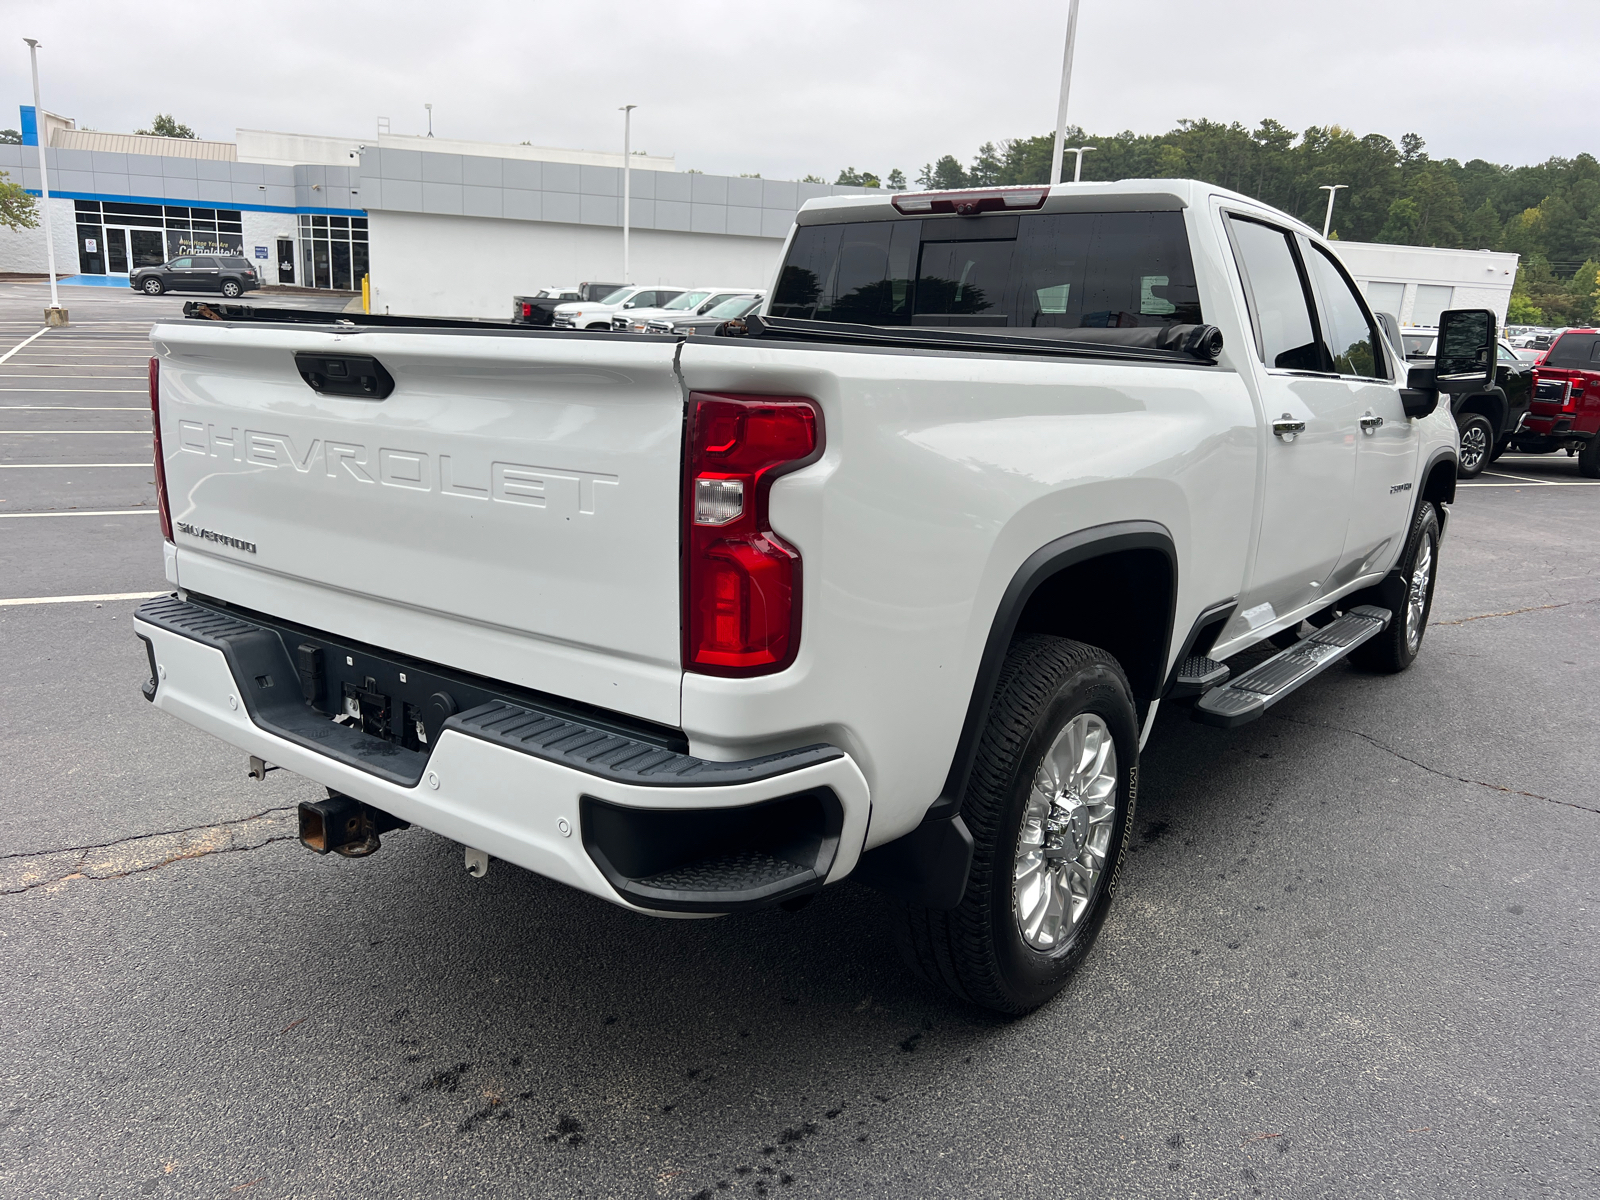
851 520 1177 909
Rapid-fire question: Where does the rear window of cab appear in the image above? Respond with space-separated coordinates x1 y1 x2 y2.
1543 332 1600 369
771 210 1202 335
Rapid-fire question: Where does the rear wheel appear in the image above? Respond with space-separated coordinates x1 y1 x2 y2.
1579 436 1600 479
1456 414 1493 478
220 279 242 298
895 636 1138 1014
141 276 164 296
1351 502 1440 674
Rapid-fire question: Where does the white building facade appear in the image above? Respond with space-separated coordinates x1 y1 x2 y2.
1333 240 1519 329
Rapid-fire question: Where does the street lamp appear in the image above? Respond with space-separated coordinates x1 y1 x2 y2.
620 104 636 283
23 38 65 325
1065 145 1096 183
1049 0 1082 186
1319 184 1347 239
424 103 433 138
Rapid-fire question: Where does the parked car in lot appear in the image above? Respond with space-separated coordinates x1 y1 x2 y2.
1519 327 1600 476
133 255 260 298
611 288 761 332
646 293 766 335
136 178 1471 1014
551 286 687 330
511 283 622 327
1403 328 1531 476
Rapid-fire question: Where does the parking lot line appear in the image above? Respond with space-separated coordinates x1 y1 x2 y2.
0 328 50 364
0 590 167 607
0 512 157 521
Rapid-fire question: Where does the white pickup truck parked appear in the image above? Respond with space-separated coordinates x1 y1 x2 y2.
134 179 1483 1014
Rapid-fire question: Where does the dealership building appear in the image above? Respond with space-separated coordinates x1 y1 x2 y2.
2 104 1516 324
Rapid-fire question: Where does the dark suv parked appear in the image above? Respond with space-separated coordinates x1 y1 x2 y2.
132 255 260 298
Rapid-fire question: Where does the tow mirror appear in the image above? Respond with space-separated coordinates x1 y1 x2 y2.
1434 308 1496 394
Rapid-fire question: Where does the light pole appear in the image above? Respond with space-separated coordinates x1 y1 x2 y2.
424 103 433 138
23 38 64 324
620 104 636 283
1065 145 1096 183
1319 184 1347 239
1049 0 1083 186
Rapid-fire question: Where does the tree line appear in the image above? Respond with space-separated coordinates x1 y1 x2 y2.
834 119 1600 326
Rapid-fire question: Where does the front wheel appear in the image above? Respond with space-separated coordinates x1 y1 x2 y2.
141 277 164 296
1456 414 1493 478
220 279 242 298
895 636 1138 1014
1351 501 1440 674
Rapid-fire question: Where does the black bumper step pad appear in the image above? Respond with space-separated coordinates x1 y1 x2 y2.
135 595 843 789
1194 605 1390 728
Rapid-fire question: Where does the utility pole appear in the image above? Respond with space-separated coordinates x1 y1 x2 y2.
1319 184 1347 239
23 38 65 325
1049 0 1082 186
1066 145 1096 183
620 104 636 282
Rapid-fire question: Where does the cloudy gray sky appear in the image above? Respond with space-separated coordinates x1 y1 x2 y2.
5 0 1597 181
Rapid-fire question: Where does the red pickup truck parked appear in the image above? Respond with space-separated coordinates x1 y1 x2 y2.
1523 329 1600 476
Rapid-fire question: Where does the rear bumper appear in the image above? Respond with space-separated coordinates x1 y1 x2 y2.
133 597 869 914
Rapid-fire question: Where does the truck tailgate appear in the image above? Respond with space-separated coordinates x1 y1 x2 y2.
152 322 685 724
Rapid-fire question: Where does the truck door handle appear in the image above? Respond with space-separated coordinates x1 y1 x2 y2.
1360 412 1384 434
1273 414 1306 442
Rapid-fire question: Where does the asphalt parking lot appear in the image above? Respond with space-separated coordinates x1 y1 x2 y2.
1 283 1596 1200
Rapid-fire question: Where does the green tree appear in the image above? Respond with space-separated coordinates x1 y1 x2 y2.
801 174 825 184
135 114 195 139
968 141 1002 185
835 167 880 188
1463 198 1501 248
1377 196 1421 243
886 168 907 191
917 155 968 189
1506 293 1545 324
0 128 21 145
0 170 39 231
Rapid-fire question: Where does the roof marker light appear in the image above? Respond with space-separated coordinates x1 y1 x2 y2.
891 186 1050 216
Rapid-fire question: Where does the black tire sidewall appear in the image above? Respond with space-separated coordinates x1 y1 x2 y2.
1456 414 1493 478
984 659 1139 1010
1579 437 1600 478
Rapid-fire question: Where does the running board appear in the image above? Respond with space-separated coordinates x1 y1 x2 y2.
1194 606 1391 728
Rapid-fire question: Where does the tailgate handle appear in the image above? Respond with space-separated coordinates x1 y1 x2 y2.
294 352 395 400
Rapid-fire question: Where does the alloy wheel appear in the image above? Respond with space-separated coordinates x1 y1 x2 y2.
1013 713 1119 951
1405 530 1434 651
1460 424 1488 470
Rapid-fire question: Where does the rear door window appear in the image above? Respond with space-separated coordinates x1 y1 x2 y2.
1226 217 1323 372
770 210 1201 334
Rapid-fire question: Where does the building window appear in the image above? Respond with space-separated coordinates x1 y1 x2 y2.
298 215 367 291
162 205 244 258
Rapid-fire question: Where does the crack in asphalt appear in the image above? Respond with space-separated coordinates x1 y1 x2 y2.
0 804 298 862
1269 712 1600 817
1430 601 1577 626
0 807 302 895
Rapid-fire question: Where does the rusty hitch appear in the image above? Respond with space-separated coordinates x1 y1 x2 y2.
298 792 408 858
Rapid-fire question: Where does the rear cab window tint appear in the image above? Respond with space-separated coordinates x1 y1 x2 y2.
1225 217 1322 372
1544 332 1600 369
771 210 1202 336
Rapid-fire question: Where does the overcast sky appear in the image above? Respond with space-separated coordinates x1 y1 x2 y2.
5 0 1597 181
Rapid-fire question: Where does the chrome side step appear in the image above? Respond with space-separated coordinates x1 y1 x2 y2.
1194 605 1391 729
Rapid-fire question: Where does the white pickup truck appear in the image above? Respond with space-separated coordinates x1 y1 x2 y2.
134 179 1485 1014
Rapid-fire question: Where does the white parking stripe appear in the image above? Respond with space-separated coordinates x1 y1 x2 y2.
0 328 50 364
0 590 167 607
0 509 157 518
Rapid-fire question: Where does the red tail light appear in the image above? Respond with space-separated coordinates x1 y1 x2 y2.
684 393 821 675
521 302 533 319
150 356 173 542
